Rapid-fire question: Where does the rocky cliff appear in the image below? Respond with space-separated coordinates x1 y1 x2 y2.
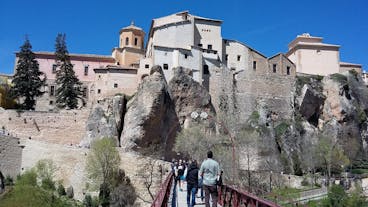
120 66 215 158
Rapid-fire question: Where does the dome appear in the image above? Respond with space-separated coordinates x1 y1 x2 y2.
120 21 145 34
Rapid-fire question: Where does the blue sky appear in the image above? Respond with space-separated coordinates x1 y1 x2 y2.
0 0 367 74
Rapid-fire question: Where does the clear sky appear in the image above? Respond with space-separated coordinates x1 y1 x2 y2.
0 0 367 74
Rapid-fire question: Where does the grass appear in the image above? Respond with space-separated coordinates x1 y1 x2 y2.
351 168 368 175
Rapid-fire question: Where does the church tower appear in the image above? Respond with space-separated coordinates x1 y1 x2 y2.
112 21 145 68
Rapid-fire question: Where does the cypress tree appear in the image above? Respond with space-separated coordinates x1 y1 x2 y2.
11 37 45 110
54 33 84 109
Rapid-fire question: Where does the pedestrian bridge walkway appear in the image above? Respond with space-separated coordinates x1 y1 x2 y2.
151 172 281 207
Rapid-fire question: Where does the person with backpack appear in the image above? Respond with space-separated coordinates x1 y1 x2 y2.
186 160 199 207
199 151 220 207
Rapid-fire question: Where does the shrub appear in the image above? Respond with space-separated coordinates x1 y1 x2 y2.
330 73 347 85
16 170 37 186
301 177 310 186
41 177 55 191
4 175 14 186
275 122 289 138
83 194 99 207
57 182 66 196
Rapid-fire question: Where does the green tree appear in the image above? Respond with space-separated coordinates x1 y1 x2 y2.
54 33 84 109
86 138 121 188
315 136 350 185
11 37 45 110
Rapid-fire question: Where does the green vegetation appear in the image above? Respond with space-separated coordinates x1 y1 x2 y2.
275 122 289 137
330 73 348 85
54 33 84 109
10 37 45 110
86 137 136 207
351 168 368 175
319 185 368 207
0 160 81 207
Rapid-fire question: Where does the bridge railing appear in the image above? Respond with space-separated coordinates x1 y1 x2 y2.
218 184 281 207
151 172 174 207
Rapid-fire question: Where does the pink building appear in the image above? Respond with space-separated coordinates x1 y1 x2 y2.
14 51 115 110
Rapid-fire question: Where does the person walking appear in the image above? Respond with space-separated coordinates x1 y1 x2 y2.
186 160 199 207
199 151 220 207
177 159 185 191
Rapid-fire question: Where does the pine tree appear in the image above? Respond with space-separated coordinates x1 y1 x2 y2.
54 33 84 109
11 37 45 110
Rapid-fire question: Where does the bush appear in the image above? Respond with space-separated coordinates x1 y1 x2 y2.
301 177 310 186
83 194 99 207
57 182 66 196
16 170 37 186
330 73 347 85
41 177 55 191
4 175 14 186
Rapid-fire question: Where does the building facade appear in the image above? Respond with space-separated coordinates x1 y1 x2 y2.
11 12 364 111
286 33 362 76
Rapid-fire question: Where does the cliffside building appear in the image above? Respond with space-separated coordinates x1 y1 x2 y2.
286 33 362 76
138 11 295 87
12 11 364 111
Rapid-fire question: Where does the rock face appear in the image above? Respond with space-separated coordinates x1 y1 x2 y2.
120 66 179 157
298 84 325 125
169 67 216 127
79 95 126 147
320 72 368 161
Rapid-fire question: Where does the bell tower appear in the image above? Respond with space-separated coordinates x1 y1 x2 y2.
112 21 145 68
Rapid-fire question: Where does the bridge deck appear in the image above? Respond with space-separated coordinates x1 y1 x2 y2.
171 181 219 207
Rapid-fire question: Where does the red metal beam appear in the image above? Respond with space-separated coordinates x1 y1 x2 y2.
151 172 174 207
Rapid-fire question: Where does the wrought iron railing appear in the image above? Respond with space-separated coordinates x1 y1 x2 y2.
151 172 174 207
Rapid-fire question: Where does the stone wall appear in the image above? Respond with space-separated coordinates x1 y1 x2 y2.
209 67 295 127
19 138 170 203
0 108 90 145
0 135 22 178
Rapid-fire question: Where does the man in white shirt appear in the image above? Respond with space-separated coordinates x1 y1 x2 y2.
199 151 220 207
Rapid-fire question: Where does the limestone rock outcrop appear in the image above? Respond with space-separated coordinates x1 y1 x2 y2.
120 66 179 156
169 67 216 127
79 95 125 147
298 84 325 124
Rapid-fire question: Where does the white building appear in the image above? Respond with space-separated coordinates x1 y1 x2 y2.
138 11 223 83
138 11 296 86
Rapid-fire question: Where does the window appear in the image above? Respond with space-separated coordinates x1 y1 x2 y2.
253 61 257 70
163 64 169 70
231 67 236 71
198 43 203 47
114 83 118 88
97 89 101 94
52 64 57 73
84 65 89 76
134 38 138 46
50 85 55 96
125 37 129 45
273 64 277 73
225 54 228 61
237 55 241 61
82 87 87 97
145 64 149 69
184 54 188 59
49 100 53 105
207 45 212 50
287 66 291 75
203 65 209 75
316 49 321 54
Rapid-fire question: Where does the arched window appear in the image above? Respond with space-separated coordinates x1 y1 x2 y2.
125 37 129 46
203 65 209 75
134 38 138 46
